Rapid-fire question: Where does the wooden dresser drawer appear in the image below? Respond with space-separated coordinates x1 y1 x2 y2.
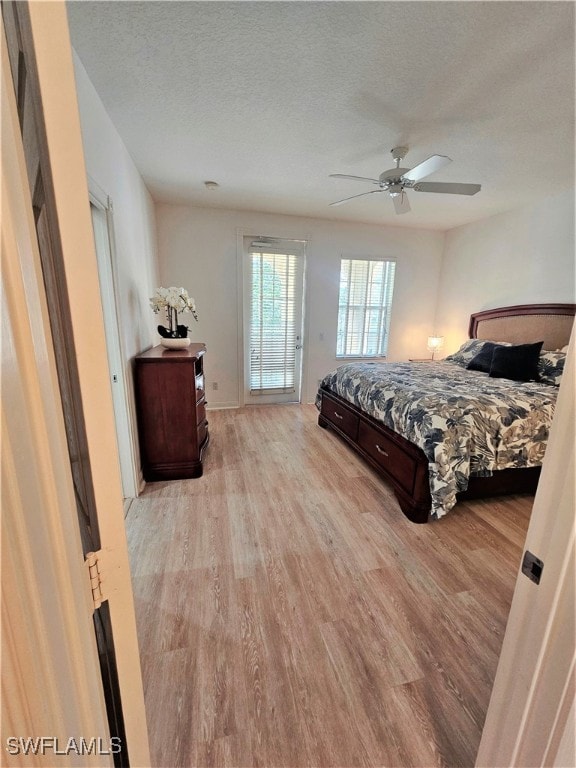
358 421 417 495
320 393 359 441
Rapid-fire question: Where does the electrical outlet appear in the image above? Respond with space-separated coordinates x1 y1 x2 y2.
212 381 218 391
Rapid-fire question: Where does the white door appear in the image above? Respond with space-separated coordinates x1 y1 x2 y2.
90 199 138 498
2 3 149 763
244 240 305 404
476 328 575 767
2 19 112 761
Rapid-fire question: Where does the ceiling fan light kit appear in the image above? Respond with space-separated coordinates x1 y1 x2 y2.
329 147 481 215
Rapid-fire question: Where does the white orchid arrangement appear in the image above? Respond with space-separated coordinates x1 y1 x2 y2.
150 286 198 338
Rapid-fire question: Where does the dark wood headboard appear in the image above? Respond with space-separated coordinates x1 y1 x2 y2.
469 303 576 350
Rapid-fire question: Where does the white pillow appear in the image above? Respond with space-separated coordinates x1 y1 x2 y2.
538 350 567 386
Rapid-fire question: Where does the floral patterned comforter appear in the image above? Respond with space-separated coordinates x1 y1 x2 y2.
317 360 558 519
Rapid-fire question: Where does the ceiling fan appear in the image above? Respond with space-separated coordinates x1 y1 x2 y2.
329 147 481 214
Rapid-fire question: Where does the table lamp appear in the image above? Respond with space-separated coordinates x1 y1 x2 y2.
427 335 444 360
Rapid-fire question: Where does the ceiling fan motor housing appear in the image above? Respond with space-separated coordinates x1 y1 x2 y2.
379 168 411 185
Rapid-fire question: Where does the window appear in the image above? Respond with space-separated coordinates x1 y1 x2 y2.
337 258 396 357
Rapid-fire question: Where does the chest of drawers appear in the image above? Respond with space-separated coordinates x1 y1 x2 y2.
134 344 209 480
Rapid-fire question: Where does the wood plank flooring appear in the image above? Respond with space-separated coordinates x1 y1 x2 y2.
126 404 532 767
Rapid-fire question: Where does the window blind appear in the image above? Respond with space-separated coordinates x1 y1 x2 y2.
337 258 396 357
249 250 300 394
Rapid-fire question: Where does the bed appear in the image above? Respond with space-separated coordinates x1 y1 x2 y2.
317 303 575 523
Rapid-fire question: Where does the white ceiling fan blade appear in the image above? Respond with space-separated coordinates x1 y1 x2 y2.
329 190 383 207
402 154 452 182
329 174 381 185
414 182 481 195
392 191 410 215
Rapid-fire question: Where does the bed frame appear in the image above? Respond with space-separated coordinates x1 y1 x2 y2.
318 303 575 523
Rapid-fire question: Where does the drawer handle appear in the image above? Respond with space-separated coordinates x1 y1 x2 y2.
376 444 389 457
334 411 344 420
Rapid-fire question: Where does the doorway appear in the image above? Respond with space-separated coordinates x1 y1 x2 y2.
243 237 306 405
90 194 138 499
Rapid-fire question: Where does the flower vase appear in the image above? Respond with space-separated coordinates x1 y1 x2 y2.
160 337 191 350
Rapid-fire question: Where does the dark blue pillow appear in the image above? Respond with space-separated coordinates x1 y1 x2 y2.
489 342 544 382
467 342 503 373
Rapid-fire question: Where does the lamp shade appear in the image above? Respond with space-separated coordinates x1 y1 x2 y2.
427 336 444 359
427 335 444 352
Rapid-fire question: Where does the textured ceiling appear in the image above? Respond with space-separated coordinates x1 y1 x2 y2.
67 1 575 231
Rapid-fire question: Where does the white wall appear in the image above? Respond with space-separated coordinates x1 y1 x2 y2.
156 205 445 405
435 189 575 353
72 46 574 418
72 52 160 490
73 53 159 354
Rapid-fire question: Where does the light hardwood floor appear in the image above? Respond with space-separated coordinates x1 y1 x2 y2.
126 404 532 768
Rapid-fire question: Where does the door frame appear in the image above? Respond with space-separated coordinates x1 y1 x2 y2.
89 180 139 499
4 2 150 762
243 239 305 405
236 227 310 407
2 26 114 760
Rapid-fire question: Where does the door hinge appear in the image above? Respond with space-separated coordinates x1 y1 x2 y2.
85 550 106 610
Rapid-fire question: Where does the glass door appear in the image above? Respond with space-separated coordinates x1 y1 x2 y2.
244 241 305 404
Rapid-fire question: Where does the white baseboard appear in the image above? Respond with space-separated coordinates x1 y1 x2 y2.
206 401 239 410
